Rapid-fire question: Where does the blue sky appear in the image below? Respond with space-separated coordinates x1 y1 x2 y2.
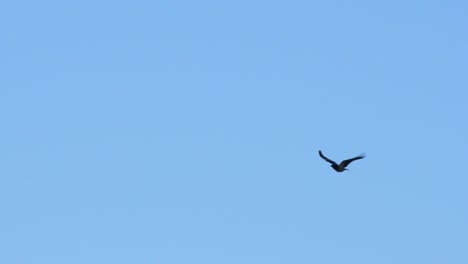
1 1 467 263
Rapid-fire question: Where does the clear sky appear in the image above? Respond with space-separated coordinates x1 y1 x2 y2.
1 1 467 263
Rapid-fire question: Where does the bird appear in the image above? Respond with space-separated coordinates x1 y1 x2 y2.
319 150 365 172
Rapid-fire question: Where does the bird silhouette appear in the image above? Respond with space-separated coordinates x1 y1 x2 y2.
319 150 365 172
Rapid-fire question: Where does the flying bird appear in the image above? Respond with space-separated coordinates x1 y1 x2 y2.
319 150 365 172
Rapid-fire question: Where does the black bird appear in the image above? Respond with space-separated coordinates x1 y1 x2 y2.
319 150 365 172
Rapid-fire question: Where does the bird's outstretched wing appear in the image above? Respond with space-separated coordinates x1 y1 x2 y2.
340 154 366 168
319 150 338 166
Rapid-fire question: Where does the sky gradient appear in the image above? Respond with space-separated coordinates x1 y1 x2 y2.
1 1 467 263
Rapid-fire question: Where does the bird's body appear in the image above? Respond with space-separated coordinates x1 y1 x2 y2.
319 150 365 172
